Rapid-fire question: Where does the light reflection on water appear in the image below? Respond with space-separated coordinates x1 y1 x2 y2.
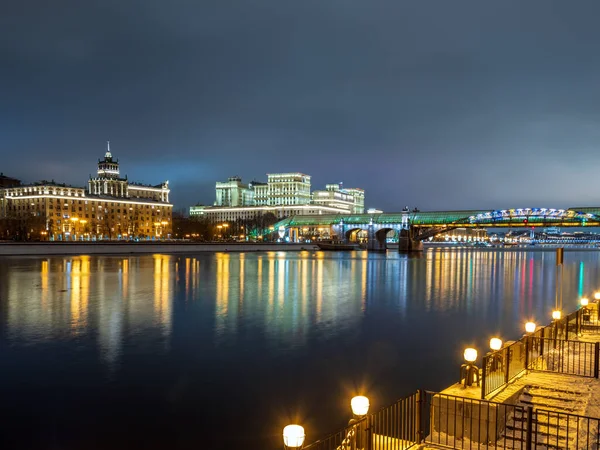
0 249 599 449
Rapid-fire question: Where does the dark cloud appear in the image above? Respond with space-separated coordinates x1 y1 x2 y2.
2 0 600 211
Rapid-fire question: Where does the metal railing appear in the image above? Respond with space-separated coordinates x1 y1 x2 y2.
481 339 527 398
422 391 528 449
482 306 600 399
303 392 420 450
548 307 600 338
533 408 600 449
302 303 600 450
302 389 600 450
579 307 600 334
527 337 599 377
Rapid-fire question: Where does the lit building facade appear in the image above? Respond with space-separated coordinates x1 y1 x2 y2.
191 173 365 224
189 204 347 223
265 173 311 206
312 183 365 214
215 176 254 207
1 143 172 240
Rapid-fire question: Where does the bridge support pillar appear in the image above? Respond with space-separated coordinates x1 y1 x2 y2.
367 226 386 251
398 229 423 253
332 224 348 243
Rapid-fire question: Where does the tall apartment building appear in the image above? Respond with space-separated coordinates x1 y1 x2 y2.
312 183 365 214
215 176 254 207
213 173 311 207
1 143 172 240
190 174 365 223
266 173 311 206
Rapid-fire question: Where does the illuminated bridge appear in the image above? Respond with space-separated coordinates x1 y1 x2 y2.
274 207 600 252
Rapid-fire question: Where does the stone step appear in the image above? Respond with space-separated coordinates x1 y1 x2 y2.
518 397 580 413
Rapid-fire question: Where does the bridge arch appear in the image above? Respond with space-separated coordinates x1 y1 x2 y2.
344 227 367 243
374 227 396 249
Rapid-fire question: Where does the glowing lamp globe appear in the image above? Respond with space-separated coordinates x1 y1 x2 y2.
552 310 562 320
464 348 477 363
351 396 370 416
525 322 536 334
581 297 589 307
283 425 305 448
594 292 600 300
490 338 503 351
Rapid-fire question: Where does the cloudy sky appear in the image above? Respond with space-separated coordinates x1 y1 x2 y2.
2 0 600 211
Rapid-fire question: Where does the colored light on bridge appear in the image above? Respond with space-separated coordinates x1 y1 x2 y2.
582 297 590 307
351 396 370 416
552 310 562 320
525 322 536 334
283 425 305 448
464 348 477 363
489 338 503 351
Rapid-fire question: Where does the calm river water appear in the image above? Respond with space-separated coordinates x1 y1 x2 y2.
0 248 598 449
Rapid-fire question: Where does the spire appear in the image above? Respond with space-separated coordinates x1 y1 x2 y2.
105 140 112 159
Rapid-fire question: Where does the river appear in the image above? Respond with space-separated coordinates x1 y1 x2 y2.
0 248 597 449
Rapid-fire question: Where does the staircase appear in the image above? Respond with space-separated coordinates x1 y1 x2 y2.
499 376 592 449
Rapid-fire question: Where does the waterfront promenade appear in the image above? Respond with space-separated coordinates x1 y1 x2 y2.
300 300 600 450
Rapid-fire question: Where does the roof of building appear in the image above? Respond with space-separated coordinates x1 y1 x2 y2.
14 181 86 189
0 173 22 187
129 182 167 189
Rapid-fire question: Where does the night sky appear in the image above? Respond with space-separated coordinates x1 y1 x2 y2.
2 1 600 212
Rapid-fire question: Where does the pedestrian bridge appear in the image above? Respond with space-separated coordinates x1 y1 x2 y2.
274 206 600 252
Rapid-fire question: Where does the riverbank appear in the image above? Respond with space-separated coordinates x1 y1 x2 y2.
0 242 319 256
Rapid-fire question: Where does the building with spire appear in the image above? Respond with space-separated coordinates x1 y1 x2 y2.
0 143 172 241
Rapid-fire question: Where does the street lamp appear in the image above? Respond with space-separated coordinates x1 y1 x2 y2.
490 338 503 351
283 424 305 449
489 338 504 372
345 396 370 450
351 396 369 418
70 217 79 240
582 297 591 323
552 310 562 321
460 348 480 387
594 292 600 301
525 322 536 334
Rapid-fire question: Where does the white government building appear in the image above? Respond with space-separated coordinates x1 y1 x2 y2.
190 173 364 223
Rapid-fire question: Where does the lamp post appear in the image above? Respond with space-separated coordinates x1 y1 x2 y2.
488 338 503 372
490 338 502 351
80 219 88 241
525 322 536 334
283 424 305 450
345 396 370 450
524 322 537 367
70 217 79 241
594 292 600 302
552 310 562 339
581 297 591 324
222 223 229 240
460 348 480 387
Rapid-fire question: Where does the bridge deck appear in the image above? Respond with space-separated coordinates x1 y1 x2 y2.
275 207 600 229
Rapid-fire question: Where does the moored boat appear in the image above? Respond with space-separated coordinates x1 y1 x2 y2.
316 242 360 251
